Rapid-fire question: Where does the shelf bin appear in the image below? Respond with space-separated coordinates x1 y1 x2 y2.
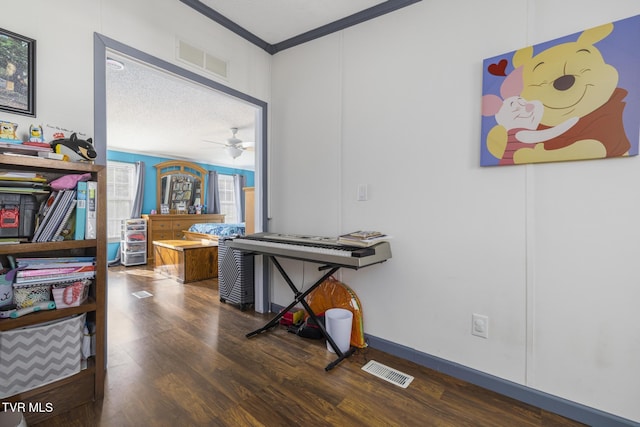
0 314 86 398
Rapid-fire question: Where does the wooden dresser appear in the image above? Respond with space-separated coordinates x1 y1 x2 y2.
142 213 225 262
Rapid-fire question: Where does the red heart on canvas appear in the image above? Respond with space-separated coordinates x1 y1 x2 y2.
488 59 508 76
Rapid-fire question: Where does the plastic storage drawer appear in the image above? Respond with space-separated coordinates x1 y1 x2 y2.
122 252 146 266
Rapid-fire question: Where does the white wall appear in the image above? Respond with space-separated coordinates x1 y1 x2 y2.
271 0 640 422
5 0 640 422
4 0 271 143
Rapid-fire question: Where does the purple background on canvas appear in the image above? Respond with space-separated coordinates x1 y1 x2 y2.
480 14 640 166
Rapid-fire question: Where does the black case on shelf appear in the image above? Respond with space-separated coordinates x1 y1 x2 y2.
0 193 38 238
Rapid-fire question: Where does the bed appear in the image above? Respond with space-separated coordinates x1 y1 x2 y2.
182 223 246 242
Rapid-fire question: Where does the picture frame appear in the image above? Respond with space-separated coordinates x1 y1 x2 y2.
160 204 170 215
0 28 35 117
480 15 640 166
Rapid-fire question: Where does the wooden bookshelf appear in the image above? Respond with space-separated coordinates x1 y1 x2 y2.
0 154 106 423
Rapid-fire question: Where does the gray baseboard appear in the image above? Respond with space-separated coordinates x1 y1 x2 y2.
270 302 637 426
366 334 638 427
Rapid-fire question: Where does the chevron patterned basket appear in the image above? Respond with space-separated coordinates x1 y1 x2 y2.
0 313 85 398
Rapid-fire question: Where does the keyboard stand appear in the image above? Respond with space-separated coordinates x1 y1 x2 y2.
245 255 356 371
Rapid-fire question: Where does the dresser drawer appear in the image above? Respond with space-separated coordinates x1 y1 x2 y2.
153 230 173 241
172 219 191 230
151 220 172 231
172 219 195 230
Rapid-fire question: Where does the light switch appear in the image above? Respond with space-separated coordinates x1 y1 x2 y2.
357 184 368 201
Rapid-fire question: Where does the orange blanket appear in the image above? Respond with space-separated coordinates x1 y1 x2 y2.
306 277 366 348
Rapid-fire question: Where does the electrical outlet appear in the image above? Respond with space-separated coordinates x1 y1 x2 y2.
472 313 489 339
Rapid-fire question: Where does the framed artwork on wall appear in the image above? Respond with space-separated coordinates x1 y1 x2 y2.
0 28 35 117
480 15 640 166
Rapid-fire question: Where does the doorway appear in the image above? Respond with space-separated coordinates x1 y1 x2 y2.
93 33 269 312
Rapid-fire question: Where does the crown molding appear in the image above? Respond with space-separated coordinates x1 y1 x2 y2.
180 0 422 55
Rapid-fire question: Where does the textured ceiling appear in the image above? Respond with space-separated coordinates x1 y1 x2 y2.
106 1 414 170
106 54 259 170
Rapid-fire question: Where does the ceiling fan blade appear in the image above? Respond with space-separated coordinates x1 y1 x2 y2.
229 141 252 151
202 129 255 155
202 139 228 146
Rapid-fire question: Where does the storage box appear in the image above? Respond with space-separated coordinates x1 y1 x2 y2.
122 252 146 266
52 280 90 308
12 283 51 309
123 242 146 252
0 314 85 398
0 193 38 238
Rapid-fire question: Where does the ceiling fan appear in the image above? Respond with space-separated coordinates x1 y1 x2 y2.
203 127 254 159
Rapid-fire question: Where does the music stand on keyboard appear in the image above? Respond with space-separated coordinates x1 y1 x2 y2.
229 233 391 371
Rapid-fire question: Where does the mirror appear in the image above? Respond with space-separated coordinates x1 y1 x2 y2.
155 160 206 214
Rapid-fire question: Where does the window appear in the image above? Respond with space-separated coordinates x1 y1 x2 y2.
218 174 238 223
106 161 137 241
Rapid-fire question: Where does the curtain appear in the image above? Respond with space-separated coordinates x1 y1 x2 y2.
233 174 246 223
206 170 221 214
130 161 145 218
109 161 145 267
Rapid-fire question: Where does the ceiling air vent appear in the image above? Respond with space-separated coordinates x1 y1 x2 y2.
177 39 228 79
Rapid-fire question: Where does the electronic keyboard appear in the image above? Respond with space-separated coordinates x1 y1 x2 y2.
227 232 391 269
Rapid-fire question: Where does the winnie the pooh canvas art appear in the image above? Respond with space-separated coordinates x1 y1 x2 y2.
481 15 640 166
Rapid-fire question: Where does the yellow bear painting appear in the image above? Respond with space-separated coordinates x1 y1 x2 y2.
481 17 638 166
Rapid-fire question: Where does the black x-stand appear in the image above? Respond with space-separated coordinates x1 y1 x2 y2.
245 255 355 371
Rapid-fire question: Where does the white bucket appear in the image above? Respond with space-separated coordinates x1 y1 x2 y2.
325 308 353 353
0 410 27 427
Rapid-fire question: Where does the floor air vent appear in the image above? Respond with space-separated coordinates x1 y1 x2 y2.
132 291 153 299
362 360 414 388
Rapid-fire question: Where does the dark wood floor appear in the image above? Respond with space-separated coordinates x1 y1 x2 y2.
34 265 585 426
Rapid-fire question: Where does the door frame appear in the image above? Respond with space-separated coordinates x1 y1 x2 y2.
93 33 269 312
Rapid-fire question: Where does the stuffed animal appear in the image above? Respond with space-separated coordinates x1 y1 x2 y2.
50 133 97 162
0 121 19 142
29 124 45 142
